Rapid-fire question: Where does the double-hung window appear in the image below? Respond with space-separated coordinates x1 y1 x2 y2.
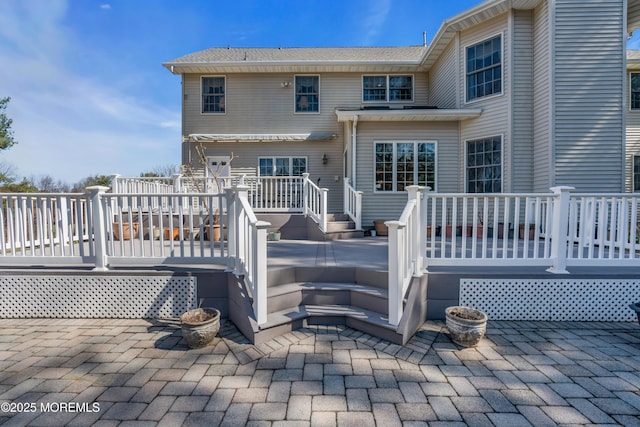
634 155 640 192
631 73 640 110
295 76 319 113
259 157 307 176
466 35 502 102
363 75 413 102
466 136 502 193
202 76 225 113
374 141 436 192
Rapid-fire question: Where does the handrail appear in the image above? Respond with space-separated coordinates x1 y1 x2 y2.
386 186 424 326
303 173 328 232
343 178 362 230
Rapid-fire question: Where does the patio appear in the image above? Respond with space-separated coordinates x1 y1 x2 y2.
0 317 639 426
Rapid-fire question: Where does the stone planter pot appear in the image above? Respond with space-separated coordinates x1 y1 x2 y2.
445 306 488 347
373 220 388 236
180 308 221 349
630 302 640 325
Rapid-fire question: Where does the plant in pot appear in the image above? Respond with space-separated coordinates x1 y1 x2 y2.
445 306 488 347
180 307 221 349
519 223 536 239
113 221 139 241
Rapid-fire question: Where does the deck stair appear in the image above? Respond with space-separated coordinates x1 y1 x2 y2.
250 266 402 345
320 213 364 240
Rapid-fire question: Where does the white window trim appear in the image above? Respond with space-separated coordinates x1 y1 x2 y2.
200 75 227 115
463 32 504 105
294 75 321 114
464 134 504 193
257 156 309 176
634 155 640 192
362 74 415 103
630 72 640 111
372 140 437 193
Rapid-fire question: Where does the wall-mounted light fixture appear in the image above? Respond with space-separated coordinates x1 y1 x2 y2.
322 153 328 165
280 81 292 88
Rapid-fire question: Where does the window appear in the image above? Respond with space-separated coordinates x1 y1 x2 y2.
631 73 640 110
466 35 502 102
363 75 413 102
634 156 640 192
259 157 307 176
466 136 502 193
202 76 225 113
295 76 319 113
374 142 436 192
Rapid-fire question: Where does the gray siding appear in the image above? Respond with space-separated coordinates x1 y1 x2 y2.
182 72 429 214
458 14 511 192
553 0 625 191
355 121 459 226
512 9 534 192
428 39 458 109
532 0 552 191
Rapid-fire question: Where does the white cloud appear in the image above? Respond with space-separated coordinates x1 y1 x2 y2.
100 4 111 10
0 0 181 184
360 0 392 45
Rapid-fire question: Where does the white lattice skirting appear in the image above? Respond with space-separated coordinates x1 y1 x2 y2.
0 275 197 318
460 279 640 322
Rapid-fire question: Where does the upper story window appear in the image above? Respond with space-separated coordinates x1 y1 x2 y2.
631 73 640 110
466 136 502 193
466 35 502 102
295 76 319 113
363 75 413 102
202 76 225 114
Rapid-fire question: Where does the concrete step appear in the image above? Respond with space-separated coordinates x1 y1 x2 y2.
326 220 356 233
259 304 401 344
267 282 389 315
267 267 388 290
322 229 365 240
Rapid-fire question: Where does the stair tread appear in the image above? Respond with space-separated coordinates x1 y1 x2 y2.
261 304 393 331
268 282 388 299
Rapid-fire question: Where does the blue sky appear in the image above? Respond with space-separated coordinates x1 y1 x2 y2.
0 0 637 185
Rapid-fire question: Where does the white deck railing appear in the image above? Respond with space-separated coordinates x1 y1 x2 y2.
387 186 640 325
385 186 423 326
0 186 271 326
226 185 269 324
303 173 328 232
112 174 327 228
0 194 91 262
344 178 362 230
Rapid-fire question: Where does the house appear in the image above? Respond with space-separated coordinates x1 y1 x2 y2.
164 0 640 230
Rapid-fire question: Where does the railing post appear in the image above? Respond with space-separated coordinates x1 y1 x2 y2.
354 191 362 231
253 220 270 325
420 186 432 272
386 220 404 326
172 173 182 192
547 186 574 274
320 188 328 233
406 185 424 275
111 174 121 193
225 187 237 271
302 173 310 216
343 177 350 218
86 186 110 271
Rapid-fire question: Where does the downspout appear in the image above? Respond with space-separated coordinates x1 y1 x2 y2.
352 114 358 187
